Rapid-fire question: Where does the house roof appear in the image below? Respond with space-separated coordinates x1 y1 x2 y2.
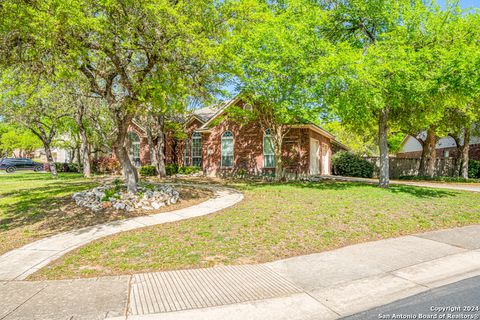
192 105 223 123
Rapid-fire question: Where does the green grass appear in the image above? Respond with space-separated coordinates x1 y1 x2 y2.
32 181 480 280
0 172 97 254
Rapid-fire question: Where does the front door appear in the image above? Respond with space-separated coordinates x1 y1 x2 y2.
309 138 320 175
321 143 330 175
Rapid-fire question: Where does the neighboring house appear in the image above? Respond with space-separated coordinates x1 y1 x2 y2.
129 97 347 177
32 147 71 163
397 133 480 160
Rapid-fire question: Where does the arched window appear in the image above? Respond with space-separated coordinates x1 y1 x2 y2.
192 132 202 167
128 131 141 167
221 131 234 168
263 129 275 168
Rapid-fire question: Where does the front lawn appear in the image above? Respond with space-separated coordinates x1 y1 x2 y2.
32 181 480 280
0 173 211 255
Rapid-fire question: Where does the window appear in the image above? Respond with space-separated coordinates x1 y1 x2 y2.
192 132 202 167
128 132 141 167
221 131 234 168
263 129 275 168
443 150 450 158
184 139 190 166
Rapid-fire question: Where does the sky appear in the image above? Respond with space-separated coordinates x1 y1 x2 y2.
438 0 479 9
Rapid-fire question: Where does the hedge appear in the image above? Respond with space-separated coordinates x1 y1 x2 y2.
139 165 157 176
469 159 480 179
332 151 374 178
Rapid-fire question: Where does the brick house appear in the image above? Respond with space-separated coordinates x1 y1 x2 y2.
128 97 346 177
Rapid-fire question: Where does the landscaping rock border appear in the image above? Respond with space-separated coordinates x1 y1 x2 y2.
72 184 180 212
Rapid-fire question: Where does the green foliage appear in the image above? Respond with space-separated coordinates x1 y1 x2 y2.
139 165 157 177
332 152 374 178
101 187 122 202
178 166 201 175
468 160 480 179
54 163 82 173
0 123 42 157
322 121 378 156
165 164 179 176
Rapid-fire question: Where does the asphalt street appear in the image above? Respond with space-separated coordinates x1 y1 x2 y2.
345 276 480 320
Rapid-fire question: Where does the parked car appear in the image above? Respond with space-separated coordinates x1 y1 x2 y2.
0 158 44 173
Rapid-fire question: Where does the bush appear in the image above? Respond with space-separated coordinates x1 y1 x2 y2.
468 160 480 179
45 162 82 173
178 166 201 175
92 157 121 174
166 163 178 176
55 162 82 173
140 165 157 176
332 151 374 178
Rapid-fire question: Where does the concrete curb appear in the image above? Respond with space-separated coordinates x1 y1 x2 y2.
0 185 244 281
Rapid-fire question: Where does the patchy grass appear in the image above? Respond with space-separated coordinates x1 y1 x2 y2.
0 173 212 255
32 181 480 280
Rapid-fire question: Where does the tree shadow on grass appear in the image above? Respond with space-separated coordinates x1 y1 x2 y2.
0 182 97 231
241 180 458 199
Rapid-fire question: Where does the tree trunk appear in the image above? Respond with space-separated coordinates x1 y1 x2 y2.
146 127 158 168
378 108 389 188
272 127 284 181
449 134 462 177
461 127 471 179
43 142 58 178
79 126 91 178
155 115 166 178
114 120 138 194
419 126 436 177
146 114 166 178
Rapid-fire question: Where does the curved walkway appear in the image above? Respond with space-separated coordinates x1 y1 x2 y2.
0 185 244 281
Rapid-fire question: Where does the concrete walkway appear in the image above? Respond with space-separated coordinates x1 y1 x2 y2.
322 175 480 192
0 186 244 281
1 225 480 320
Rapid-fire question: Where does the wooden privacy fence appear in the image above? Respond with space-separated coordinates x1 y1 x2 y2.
364 157 458 178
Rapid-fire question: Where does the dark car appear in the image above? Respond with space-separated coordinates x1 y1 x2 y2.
0 158 44 173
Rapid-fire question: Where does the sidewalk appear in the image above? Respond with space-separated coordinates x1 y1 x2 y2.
1 225 479 320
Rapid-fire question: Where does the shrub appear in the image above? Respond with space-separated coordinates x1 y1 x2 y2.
140 165 157 176
166 163 178 176
178 166 201 175
92 157 121 174
468 160 480 179
332 151 374 178
45 162 82 173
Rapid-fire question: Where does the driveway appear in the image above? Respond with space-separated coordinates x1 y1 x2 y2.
322 175 480 192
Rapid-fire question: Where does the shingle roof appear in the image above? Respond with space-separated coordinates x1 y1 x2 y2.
192 105 222 122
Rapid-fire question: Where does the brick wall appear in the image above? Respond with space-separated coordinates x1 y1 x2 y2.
397 144 480 161
176 118 333 176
